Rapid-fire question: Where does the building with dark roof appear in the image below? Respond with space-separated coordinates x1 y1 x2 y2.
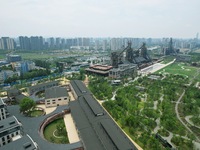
70 80 138 150
7 89 21 100
1 134 39 150
0 116 22 147
28 81 59 95
7 88 27 103
85 64 113 76
0 98 9 121
70 80 92 99
45 86 70 107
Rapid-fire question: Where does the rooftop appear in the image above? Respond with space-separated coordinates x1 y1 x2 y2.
45 86 69 99
70 80 92 97
85 68 110 74
0 116 21 133
90 65 113 71
7 88 21 97
70 80 138 150
1 134 38 150
29 80 59 91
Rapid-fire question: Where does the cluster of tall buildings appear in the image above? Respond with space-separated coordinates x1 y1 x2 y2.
0 36 157 51
0 36 199 51
19 36 91 50
0 37 16 50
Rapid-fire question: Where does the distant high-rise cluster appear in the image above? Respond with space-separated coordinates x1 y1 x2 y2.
0 37 15 50
18 36 92 50
0 36 199 51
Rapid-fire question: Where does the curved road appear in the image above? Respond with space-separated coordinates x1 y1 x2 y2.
175 90 200 142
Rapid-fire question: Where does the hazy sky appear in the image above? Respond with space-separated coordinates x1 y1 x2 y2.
0 0 199 38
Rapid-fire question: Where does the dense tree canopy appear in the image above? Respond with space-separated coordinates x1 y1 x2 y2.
19 97 36 114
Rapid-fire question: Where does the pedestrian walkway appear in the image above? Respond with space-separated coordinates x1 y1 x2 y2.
63 113 80 143
68 91 75 101
37 104 56 114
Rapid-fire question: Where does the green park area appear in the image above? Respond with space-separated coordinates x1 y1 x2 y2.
88 72 199 149
43 118 69 144
17 52 53 60
157 62 200 81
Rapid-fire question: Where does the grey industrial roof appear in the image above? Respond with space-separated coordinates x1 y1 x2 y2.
7 88 21 97
70 101 105 150
134 57 146 63
0 116 21 133
45 86 69 99
29 80 59 91
70 80 92 97
70 80 138 150
1 134 38 150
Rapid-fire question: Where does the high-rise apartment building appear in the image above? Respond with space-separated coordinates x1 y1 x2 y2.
6 38 15 50
82 38 90 47
55 37 61 49
95 39 100 51
19 36 31 50
0 37 15 50
0 39 5 50
30 36 43 50
103 40 107 51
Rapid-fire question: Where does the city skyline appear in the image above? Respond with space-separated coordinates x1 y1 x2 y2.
0 0 200 38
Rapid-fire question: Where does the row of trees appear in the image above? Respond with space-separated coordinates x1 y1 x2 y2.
4 69 51 84
67 69 86 81
34 59 51 70
88 76 113 100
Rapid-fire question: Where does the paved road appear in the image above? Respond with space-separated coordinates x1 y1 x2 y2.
175 90 200 142
140 59 176 75
185 115 200 130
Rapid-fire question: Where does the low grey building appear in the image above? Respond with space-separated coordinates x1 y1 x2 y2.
176 54 191 62
28 81 59 95
109 63 137 79
7 89 26 103
45 86 70 108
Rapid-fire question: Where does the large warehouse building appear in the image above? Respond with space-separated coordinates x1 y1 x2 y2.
70 80 139 150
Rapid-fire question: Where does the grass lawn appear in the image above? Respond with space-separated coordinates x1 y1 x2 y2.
15 52 54 60
160 56 176 64
157 62 199 80
43 118 69 144
29 110 44 117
